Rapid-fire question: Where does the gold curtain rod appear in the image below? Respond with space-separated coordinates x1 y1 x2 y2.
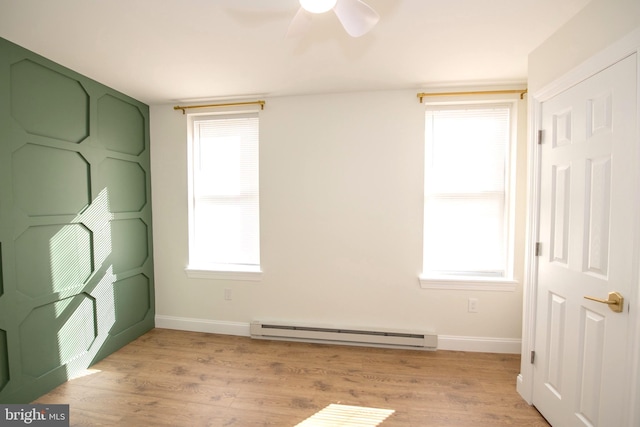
173 100 266 114
417 89 528 103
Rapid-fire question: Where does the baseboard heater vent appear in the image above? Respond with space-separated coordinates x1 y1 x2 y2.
250 321 437 350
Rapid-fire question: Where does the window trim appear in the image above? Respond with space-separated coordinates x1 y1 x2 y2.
418 275 518 291
185 265 262 281
420 99 519 288
185 107 262 281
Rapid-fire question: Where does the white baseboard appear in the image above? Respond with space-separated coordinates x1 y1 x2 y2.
437 335 522 354
155 315 250 336
155 315 522 354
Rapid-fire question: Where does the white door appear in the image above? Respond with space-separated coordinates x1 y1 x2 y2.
533 53 638 426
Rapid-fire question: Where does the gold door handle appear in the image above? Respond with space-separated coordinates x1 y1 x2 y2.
584 291 624 313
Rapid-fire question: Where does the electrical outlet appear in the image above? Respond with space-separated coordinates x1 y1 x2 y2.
224 288 232 301
468 298 478 313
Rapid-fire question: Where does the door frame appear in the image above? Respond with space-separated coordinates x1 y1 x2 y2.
518 27 640 426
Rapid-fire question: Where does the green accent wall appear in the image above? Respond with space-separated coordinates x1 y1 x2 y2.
0 37 154 403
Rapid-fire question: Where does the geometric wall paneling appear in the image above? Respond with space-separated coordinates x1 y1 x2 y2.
584 157 612 277
19 293 97 378
10 60 89 144
98 94 145 156
14 224 93 299
89 268 118 337
79 188 114 269
97 158 147 213
552 109 572 148
587 92 612 139
12 144 91 217
0 243 3 297
0 329 8 392
109 219 149 274
0 36 152 403
109 274 151 336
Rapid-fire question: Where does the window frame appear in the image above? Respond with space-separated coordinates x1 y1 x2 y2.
419 99 519 291
184 110 262 281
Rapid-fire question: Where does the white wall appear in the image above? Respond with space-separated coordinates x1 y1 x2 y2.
150 89 528 351
528 0 640 93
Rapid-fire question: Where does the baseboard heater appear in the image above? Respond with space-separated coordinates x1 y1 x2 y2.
250 321 437 350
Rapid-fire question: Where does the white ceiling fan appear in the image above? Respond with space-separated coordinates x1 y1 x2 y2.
287 0 380 38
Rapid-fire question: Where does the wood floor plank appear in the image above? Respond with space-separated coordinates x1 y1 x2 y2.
33 328 549 426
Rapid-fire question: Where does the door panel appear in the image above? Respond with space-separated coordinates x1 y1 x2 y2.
545 292 566 399
576 308 605 424
0 37 154 403
533 54 637 426
584 157 611 277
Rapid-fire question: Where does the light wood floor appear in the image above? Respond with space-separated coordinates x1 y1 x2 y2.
35 328 550 426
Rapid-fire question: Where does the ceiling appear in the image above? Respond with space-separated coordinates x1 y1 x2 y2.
0 0 591 105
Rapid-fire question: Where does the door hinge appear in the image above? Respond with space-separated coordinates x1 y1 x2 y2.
535 242 541 257
537 129 544 145
530 350 536 364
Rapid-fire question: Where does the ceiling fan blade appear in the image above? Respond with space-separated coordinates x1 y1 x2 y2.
286 7 312 38
333 0 380 37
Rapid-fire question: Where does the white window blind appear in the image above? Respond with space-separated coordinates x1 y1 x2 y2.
422 104 512 278
188 113 260 272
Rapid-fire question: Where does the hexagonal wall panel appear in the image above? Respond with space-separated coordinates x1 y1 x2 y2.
97 158 147 213
13 145 90 217
98 94 145 156
110 274 151 335
10 59 89 143
110 219 148 274
0 244 3 298
0 329 8 393
20 293 97 378
15 224 93 299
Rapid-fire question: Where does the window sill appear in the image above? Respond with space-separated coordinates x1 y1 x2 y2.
185 265 262 281
419 275 517 291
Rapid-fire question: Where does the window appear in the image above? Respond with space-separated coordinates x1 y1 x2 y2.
186 112 261 280
420 102 516 288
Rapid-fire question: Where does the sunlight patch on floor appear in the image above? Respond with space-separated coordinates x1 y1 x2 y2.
295 404 395 427
68 368 101 381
